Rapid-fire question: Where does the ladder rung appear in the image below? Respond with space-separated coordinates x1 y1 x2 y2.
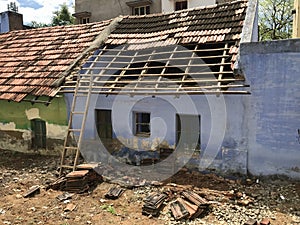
75 94 88 97
60 165 75 169
72 111 85 115
64 146 78 150
69 129 81 132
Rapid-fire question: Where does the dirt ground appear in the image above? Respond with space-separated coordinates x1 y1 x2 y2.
0 149 300 225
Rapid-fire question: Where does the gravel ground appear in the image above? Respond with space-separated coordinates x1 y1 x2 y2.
0 149 300 225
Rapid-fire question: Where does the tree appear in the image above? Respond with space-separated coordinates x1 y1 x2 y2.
29 21 50 28
51 3 75 26
259 0 294 40
7 2 18 12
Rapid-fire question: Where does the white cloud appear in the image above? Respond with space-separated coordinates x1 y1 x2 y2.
0 0 74 25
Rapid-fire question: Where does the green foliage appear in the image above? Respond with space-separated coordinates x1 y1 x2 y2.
100 204 117 215
7 2 18 12
51 3 74 26
259 0 294 40
29 21 50 28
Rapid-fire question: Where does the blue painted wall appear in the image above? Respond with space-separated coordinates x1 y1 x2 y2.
240 39 300 178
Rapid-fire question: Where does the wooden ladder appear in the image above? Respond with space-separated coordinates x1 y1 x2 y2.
59 72 93 176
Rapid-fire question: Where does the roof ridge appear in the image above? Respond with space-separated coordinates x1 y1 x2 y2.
0 19 113 37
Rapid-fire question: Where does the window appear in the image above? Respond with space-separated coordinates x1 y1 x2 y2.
176 114 200 150
134 112 150 137
31 119 46 149
96 110 112 139
133 5 150 15
80 17 90 24
175 0 188 11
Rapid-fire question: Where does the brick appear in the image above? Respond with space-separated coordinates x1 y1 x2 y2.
260 218 271 225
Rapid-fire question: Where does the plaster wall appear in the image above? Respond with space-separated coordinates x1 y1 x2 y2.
162 0 216 12
0 97 68 154
75 0 162 22
68 92 248 173
240 39 300 178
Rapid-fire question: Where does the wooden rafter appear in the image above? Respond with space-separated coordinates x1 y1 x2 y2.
62 43 250 95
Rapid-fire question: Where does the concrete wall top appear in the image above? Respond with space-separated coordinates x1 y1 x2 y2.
241 39 300 54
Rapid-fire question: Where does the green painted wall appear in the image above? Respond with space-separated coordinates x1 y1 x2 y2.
0 96 68 129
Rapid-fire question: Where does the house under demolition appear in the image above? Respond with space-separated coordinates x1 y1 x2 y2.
0 0 300 178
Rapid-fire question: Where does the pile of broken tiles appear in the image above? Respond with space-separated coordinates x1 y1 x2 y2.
142 190 211 221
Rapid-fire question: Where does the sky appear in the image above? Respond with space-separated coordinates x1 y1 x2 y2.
0 0 74 25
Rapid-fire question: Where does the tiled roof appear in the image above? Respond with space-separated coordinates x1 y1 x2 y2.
0 20 111 102
105 0 248 49
64 1 249 96
0 0 250 102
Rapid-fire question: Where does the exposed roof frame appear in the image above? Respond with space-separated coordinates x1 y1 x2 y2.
62 42 250 96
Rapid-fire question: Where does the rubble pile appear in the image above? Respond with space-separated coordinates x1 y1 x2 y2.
141 189 211 221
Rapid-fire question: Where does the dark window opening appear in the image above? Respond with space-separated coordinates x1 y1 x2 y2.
135 112 150 137
80 17 90 24
96 109 112 139
31 119 46 149
133 5 150 15
175 1 188 11
176 114 200 150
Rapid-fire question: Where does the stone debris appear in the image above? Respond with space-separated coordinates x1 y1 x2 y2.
23 185 40 198
64 203 77 212
244 219 258 225
56 192 74 202
104 186 125 200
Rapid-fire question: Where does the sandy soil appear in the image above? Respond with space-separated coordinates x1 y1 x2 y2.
0 149 299 225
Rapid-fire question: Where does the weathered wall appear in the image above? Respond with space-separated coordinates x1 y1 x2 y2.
68 92 248 173
75 0 162 22
240 39 300 178
0 96 68 155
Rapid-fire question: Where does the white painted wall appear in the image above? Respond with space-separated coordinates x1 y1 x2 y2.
70 92 248 173
189 0 216 8
162 0 216 13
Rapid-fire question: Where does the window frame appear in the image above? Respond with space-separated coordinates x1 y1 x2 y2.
80 17 90 24
134 112 151 137
175 0 188 11
133 5 150 15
